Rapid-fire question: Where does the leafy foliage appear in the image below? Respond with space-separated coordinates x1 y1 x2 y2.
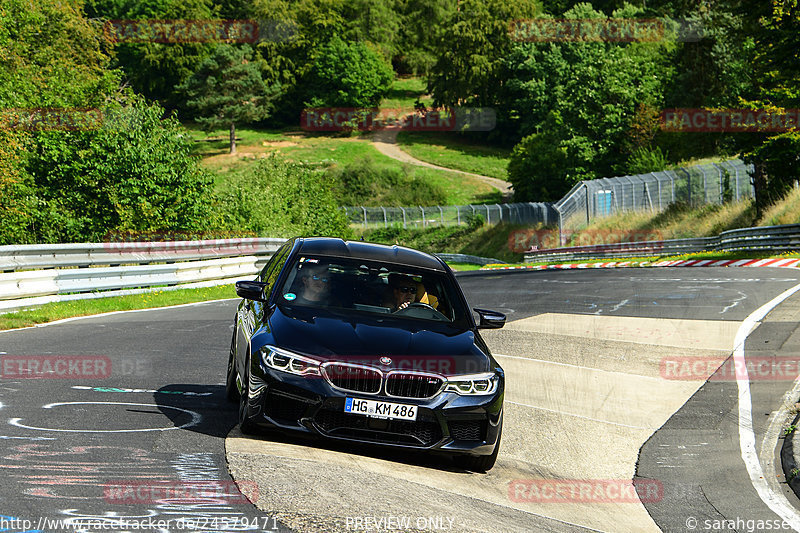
507 133 572 201
213 156 351 237
301 36 394 108
324 157 447 206
504 3 675 200
24 97 214 243
426 0 538 107
84 0 219 110
180 44 276 153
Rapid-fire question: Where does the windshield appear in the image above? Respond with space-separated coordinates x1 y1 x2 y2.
277 255 469 326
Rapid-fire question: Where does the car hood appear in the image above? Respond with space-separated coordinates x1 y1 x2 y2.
265 305 490 375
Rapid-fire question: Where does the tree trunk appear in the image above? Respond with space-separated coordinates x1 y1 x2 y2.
752 160 767 220
229 122 236 155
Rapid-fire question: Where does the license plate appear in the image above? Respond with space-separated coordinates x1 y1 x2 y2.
344 398 417 421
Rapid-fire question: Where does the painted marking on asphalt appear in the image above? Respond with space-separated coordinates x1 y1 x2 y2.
494 353 667 382
505 400 652 430
71 386 212 396
733 282 800 531
8 402 201 433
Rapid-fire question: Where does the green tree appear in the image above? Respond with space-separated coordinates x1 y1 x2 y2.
504 3 674 200
507 133 572 201
180 44 276 154
732 0 800 216
25 97 214 243
84 0 219 110
426 0 539 107
301 36 393 108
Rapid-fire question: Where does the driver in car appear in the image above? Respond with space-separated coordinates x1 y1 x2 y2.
386 273 418 312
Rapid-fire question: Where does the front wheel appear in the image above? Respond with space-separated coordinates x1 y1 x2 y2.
238 355 258 434
225 331 239 403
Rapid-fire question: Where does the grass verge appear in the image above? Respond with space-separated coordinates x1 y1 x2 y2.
186 124 499 206
396 131 511 180
0 285 236 331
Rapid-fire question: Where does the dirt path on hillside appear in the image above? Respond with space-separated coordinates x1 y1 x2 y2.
370 128 514 200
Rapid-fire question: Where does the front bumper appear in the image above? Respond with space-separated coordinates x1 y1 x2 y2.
246 366 503 456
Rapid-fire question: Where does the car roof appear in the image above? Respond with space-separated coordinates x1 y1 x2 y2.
295 237 447 271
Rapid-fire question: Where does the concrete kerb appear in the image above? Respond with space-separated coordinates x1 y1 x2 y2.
782 412 800 495
481 257 800 272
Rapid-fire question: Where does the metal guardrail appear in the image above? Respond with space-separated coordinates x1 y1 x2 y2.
524 224 800 262
0 238 285 313
0 238 284 271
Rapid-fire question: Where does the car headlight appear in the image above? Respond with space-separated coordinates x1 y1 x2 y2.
444 373 499 395
260 346 321 376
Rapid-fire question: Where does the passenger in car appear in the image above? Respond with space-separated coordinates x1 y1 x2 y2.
415 281 439 310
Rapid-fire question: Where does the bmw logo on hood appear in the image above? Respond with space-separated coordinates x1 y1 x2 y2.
379 357 392 366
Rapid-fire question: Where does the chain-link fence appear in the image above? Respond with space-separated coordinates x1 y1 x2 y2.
343 202 557 229
555 159 753 229
344 159 753 231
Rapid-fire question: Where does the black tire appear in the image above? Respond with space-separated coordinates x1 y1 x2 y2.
225 330 239 403
455 426 502 472
238 355 258 434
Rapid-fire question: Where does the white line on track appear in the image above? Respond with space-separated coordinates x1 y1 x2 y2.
733 282 800 530
494 353 667 382
505 400 653 430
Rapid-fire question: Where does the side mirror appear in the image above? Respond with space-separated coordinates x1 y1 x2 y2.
235 281 267 301
474 308 506 329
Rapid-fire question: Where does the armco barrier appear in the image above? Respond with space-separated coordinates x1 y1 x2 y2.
524 224 800 262
0 238 283 271
0 238 284 313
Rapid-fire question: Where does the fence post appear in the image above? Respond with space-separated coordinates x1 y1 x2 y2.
651 172 662 210
668 171 675 203
699 166 708 204
400 207 407 228
361 206 367 229
380 206 387 228
712 163 724 203
419 206 425 227
456 206 461 226
682 168 691 205
495 204 502 222
485 204 490 224
438 205 444 226
584 183 590 224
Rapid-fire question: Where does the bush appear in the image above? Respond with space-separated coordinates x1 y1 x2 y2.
214 156 351 238
302 37 394 108
507 133 576 202
625 146 671 175
23 97 214 242
325 157 447 206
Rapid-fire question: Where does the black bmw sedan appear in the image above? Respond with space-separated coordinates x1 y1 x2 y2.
226 237 506 471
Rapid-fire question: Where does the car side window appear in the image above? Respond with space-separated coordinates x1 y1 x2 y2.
260 243 291 297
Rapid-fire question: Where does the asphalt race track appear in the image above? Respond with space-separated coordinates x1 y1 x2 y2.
2 267 800 532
